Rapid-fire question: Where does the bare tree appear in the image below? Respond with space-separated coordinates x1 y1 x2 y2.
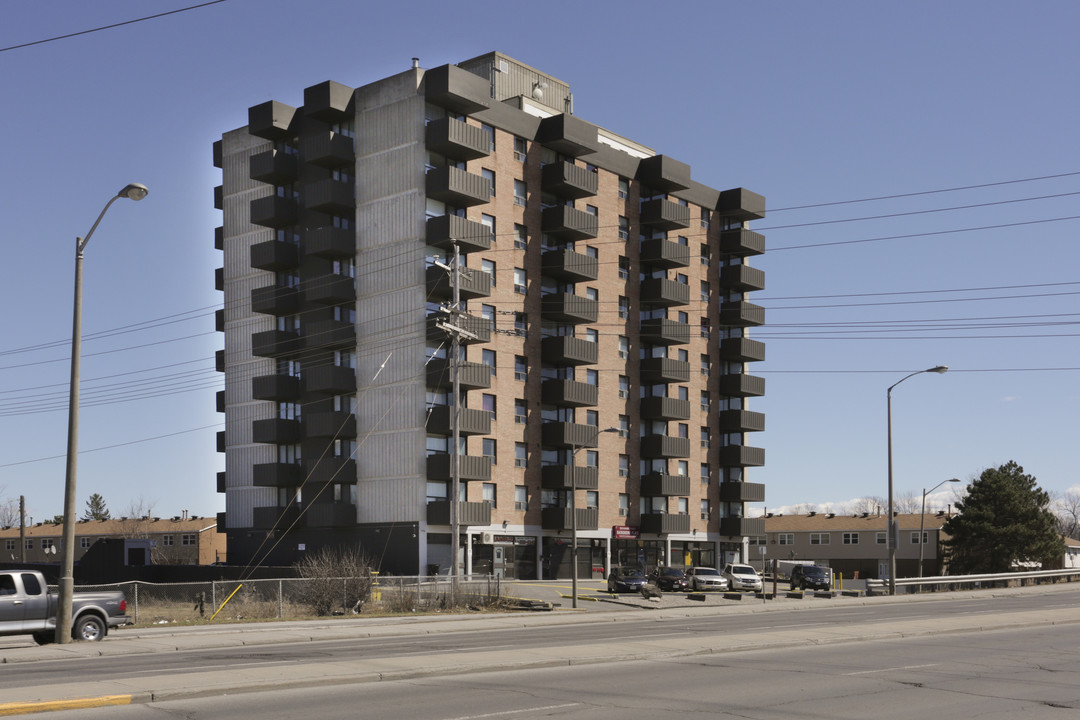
847 496 886 515
0 495 20 528
293 546 374 615
1053 489 1080 539
895 490 921 514
117 497 166 563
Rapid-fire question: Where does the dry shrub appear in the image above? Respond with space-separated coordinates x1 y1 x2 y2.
293 546 374 615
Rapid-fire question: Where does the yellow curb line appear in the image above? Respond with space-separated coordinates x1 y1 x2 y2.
0 694 132 716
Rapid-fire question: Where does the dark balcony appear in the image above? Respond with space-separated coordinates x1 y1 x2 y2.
536 114 600 157
427 500 492 526
216 389 225 412
639 238 690 268
541 422 602 449
718 373 766 398
251 329 301 358
718 338 766 363
541 205 598 241
306 503 356 528
541 466 599 491
426 214 492 254
717 410 766 433
304 457 356 485
639 198 691 230
426 166 491 207
720 264 766 293
716 445 765 467
719 481 766 504
304 411 356 439
639 357 690 384
719 301 765 328
541 293 598 324
216 471 226 492
639 278 690 308
426 358 491 391
640 473 691 497
250 196 298 228
252 505 302 530
541 336 598 367
640 513 690 535
305 274 355 305
426 313 491 345
306 179 354 214
251 285 300 316
306 226 354 258
541 507 598 532
252 374 301 401
640 318 690 346
248 100 296 140
541 161 598 199
250 240 300 271
426 453 492 483
717 187 766 221
215 349 225 372
216 430 226 452
425 117 490 160
639 396 691 421
214 185 223 210
541 379 598 408
426 406 491 436
541 248 599 283
252 418 301 444
304 319 355 350
302 131 355 168
303 80 352 122
303 365 355 395
425 264 491 301
423 64 490 115
719 516 766 537
718 229 765 257
215 309 225 332
249 150 298 184
640 435 690 459
636 155 691 193
253 463 302 487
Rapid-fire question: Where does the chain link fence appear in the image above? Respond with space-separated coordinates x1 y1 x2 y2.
74 575 504 625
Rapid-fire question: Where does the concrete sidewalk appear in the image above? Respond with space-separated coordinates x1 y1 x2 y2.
1 583 1078 715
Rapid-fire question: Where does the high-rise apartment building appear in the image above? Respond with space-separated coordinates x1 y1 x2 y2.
213 52 766 577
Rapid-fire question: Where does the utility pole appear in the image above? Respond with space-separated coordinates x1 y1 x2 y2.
19 496 25 564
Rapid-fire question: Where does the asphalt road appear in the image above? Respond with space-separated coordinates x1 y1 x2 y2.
1 581 1077 716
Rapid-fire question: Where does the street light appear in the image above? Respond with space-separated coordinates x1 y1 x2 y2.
919 477 960 578
569 426 618 609
56 183 148 643
886 365 947 596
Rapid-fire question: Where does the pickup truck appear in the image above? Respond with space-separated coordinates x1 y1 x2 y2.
0 570 129 644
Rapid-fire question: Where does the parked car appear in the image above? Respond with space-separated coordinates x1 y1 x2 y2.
650 566 691 592
722 563 763 592
607 567 647 593
0 570 129 644
685 566 729 592
790 564 832 591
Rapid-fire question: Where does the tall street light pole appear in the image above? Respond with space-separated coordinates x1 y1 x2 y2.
57 183 148 644
919 477 960 578
569 426 618 609
886 365 947 597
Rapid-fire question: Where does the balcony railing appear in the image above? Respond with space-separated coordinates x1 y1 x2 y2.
541 379 598 408
640 435 691 459
303 365 355 395
720 264 765 293
717 410 765 433
716 445 765 467
541 161 598 199
427 500 492 526
426 406 491 436
541 336 598 366
640 513 690 535
639 238 690 268
252 418 301 444
719 516 766 537
640 318 690 346
426 166 491 207
425 117 490 161
639 357 690 384
639 198 691 230
541 205 598 241
640 473 692 497
718 338 766 363
541 248 599 282
425 359 491 391
639 278 690 307
304 274 356 305
302 131 355 168
541 293 598 324
718 229 765 257
425 264 491 301
426 214 492 254
719 301 765 328
250 240 300 271
249 149 298 184
304 411 356 439
639 396 691 421
541 507 598 531
250 286 299 316
425 454 492 483
250 196 297 228
718 373 766 398
251 374 301 401
718 481 766 503
306 226 354 258
540 466 599 491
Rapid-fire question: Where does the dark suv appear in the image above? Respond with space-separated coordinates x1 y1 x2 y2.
790 565 831 591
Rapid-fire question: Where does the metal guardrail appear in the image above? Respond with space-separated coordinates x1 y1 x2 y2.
865 568 1080 595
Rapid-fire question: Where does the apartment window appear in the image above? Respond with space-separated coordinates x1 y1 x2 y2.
700 426 710 449
700 280 710 303
619 493 629 516
515 399 527 424
514 180 527 206
513 267 526 294
618 215 629 240
513 136 527 162
700 391 710 413
585 368 598 386
481 169 495 196
482 350 496 377
700 354 710 377
700 499 710 520
584 328 598 343
618 296 629 319
481 304 496 330
618 375 630 399
514 223 527 250
810 533 830 546
480 123 495 151
777 533 794 545
618 336 629 359
482 483 497 508
279 401 300 420
515 355 527 381
618 256 629 279
480 213 496 243
700 318 710 339
700 463 709 484
162 535 174 547
586 409 598 427
876 532 887 545
700 243 710 266
41 539 55 550
838 532 859 546
677 460 688 476
482 438 497 464
515 442 527 468
700 208 710 230
24 540 32 551
678 423 688 439
515 485 528 510
585 287 598 302
585 204 598 216
912 531 929 544
619 454 629 477
4 539 14 551
181 534 196 546
618 178 629 199
619 415 630 437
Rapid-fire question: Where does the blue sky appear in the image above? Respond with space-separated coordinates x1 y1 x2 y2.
1 1 1077 522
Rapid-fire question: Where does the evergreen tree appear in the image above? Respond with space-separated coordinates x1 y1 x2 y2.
941 461 1064 574
82 493 111 521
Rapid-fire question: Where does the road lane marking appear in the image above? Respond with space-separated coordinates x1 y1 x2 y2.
844 663 940 676
442 704 579 719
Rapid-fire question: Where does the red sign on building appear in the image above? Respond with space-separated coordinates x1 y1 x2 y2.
612 526 640 540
